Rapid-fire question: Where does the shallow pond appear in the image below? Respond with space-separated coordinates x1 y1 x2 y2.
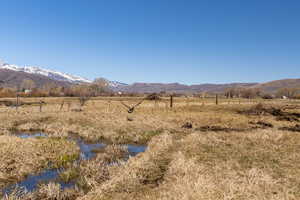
2 132 147 196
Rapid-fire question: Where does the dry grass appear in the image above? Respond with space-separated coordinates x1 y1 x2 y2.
3 183 83 200
1 97 294 144
79 129 300 200
1 97 300 199
2 144 131 200
0 136 79 192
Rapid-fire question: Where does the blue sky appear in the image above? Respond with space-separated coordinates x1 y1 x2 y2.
0 0 299 84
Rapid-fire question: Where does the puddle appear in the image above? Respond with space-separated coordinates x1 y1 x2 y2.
13 132 106 160
3 132 147 196
127 144 147 156
2 169 74 195
17 132 47 139
77 141 106 160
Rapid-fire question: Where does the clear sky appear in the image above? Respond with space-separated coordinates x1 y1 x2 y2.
0 0 299 84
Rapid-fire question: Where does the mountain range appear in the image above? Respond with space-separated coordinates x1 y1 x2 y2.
0 59 127 89
0 59 299 94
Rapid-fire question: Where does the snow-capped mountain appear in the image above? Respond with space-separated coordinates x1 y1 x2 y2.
108 80 128 88
0 59 129 89
0 60 91 84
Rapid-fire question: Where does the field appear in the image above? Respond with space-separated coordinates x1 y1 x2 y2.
0 96 300 199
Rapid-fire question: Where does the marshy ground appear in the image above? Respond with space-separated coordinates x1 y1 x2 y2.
0 97 300 199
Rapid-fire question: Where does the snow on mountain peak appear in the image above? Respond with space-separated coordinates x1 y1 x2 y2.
0 60 92 84
0 59 129 88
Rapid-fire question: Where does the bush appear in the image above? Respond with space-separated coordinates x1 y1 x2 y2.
261 94 274 99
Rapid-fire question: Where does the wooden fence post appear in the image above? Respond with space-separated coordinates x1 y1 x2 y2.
39 101 43 112
107 100 111 113
170 95 173 108
68 102 71 111
60 101 65 111
185 96 189 107
16 94 19 111
216 94 219 105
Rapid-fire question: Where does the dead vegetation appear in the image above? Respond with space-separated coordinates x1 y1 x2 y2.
238 103 283 116
78 129 300 200
239 103 300 122
2 144 131 200
1 97 300 199
249 121 274 128
279 124 300 132
195 125 245 132
0 136 79 193
145 93 161 101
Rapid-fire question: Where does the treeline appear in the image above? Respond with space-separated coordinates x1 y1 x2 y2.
0 78 114 98
224 87 300 99
0 78 300 99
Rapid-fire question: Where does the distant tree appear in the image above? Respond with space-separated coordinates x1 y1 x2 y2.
0 88 15 97
276 88 299 98
94 78 109 86
21 79 36 91
261 93 274 99
89 78 111 96
240 88 261 99
224 88 239 98
50 87 64 96
43 82 57 91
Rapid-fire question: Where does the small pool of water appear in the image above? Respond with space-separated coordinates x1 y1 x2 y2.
3 132 147 196
2 169 74 195
17 132 47 139
127 144 147 156
77 141 106 160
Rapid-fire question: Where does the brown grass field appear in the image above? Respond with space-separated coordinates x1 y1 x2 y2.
1 96 300 199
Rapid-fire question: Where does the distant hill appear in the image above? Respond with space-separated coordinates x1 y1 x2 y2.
114 82 258 93
252 79 300 93
114 79 300 94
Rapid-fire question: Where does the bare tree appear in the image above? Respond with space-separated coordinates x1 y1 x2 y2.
21 79 36 91
224 88 238 98
240 88 261 99
90 78 111 96
276 88 299 98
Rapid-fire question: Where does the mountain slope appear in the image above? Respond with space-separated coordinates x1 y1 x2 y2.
0 62 91 84
114 79 300 94
0 60 128 88
1 59 299 94
252 79 300 93
0 68 72 89
114 82 258 93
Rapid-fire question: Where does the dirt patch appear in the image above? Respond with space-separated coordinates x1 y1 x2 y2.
196 121 273 133
279 125 300 132
249 121 274 129
275 112 300 122
276 115 299 122
238 103 281 116
239 103 300 122
181 122 193 129
195 126 246 132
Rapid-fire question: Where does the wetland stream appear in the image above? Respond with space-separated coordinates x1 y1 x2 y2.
2 132 147 196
